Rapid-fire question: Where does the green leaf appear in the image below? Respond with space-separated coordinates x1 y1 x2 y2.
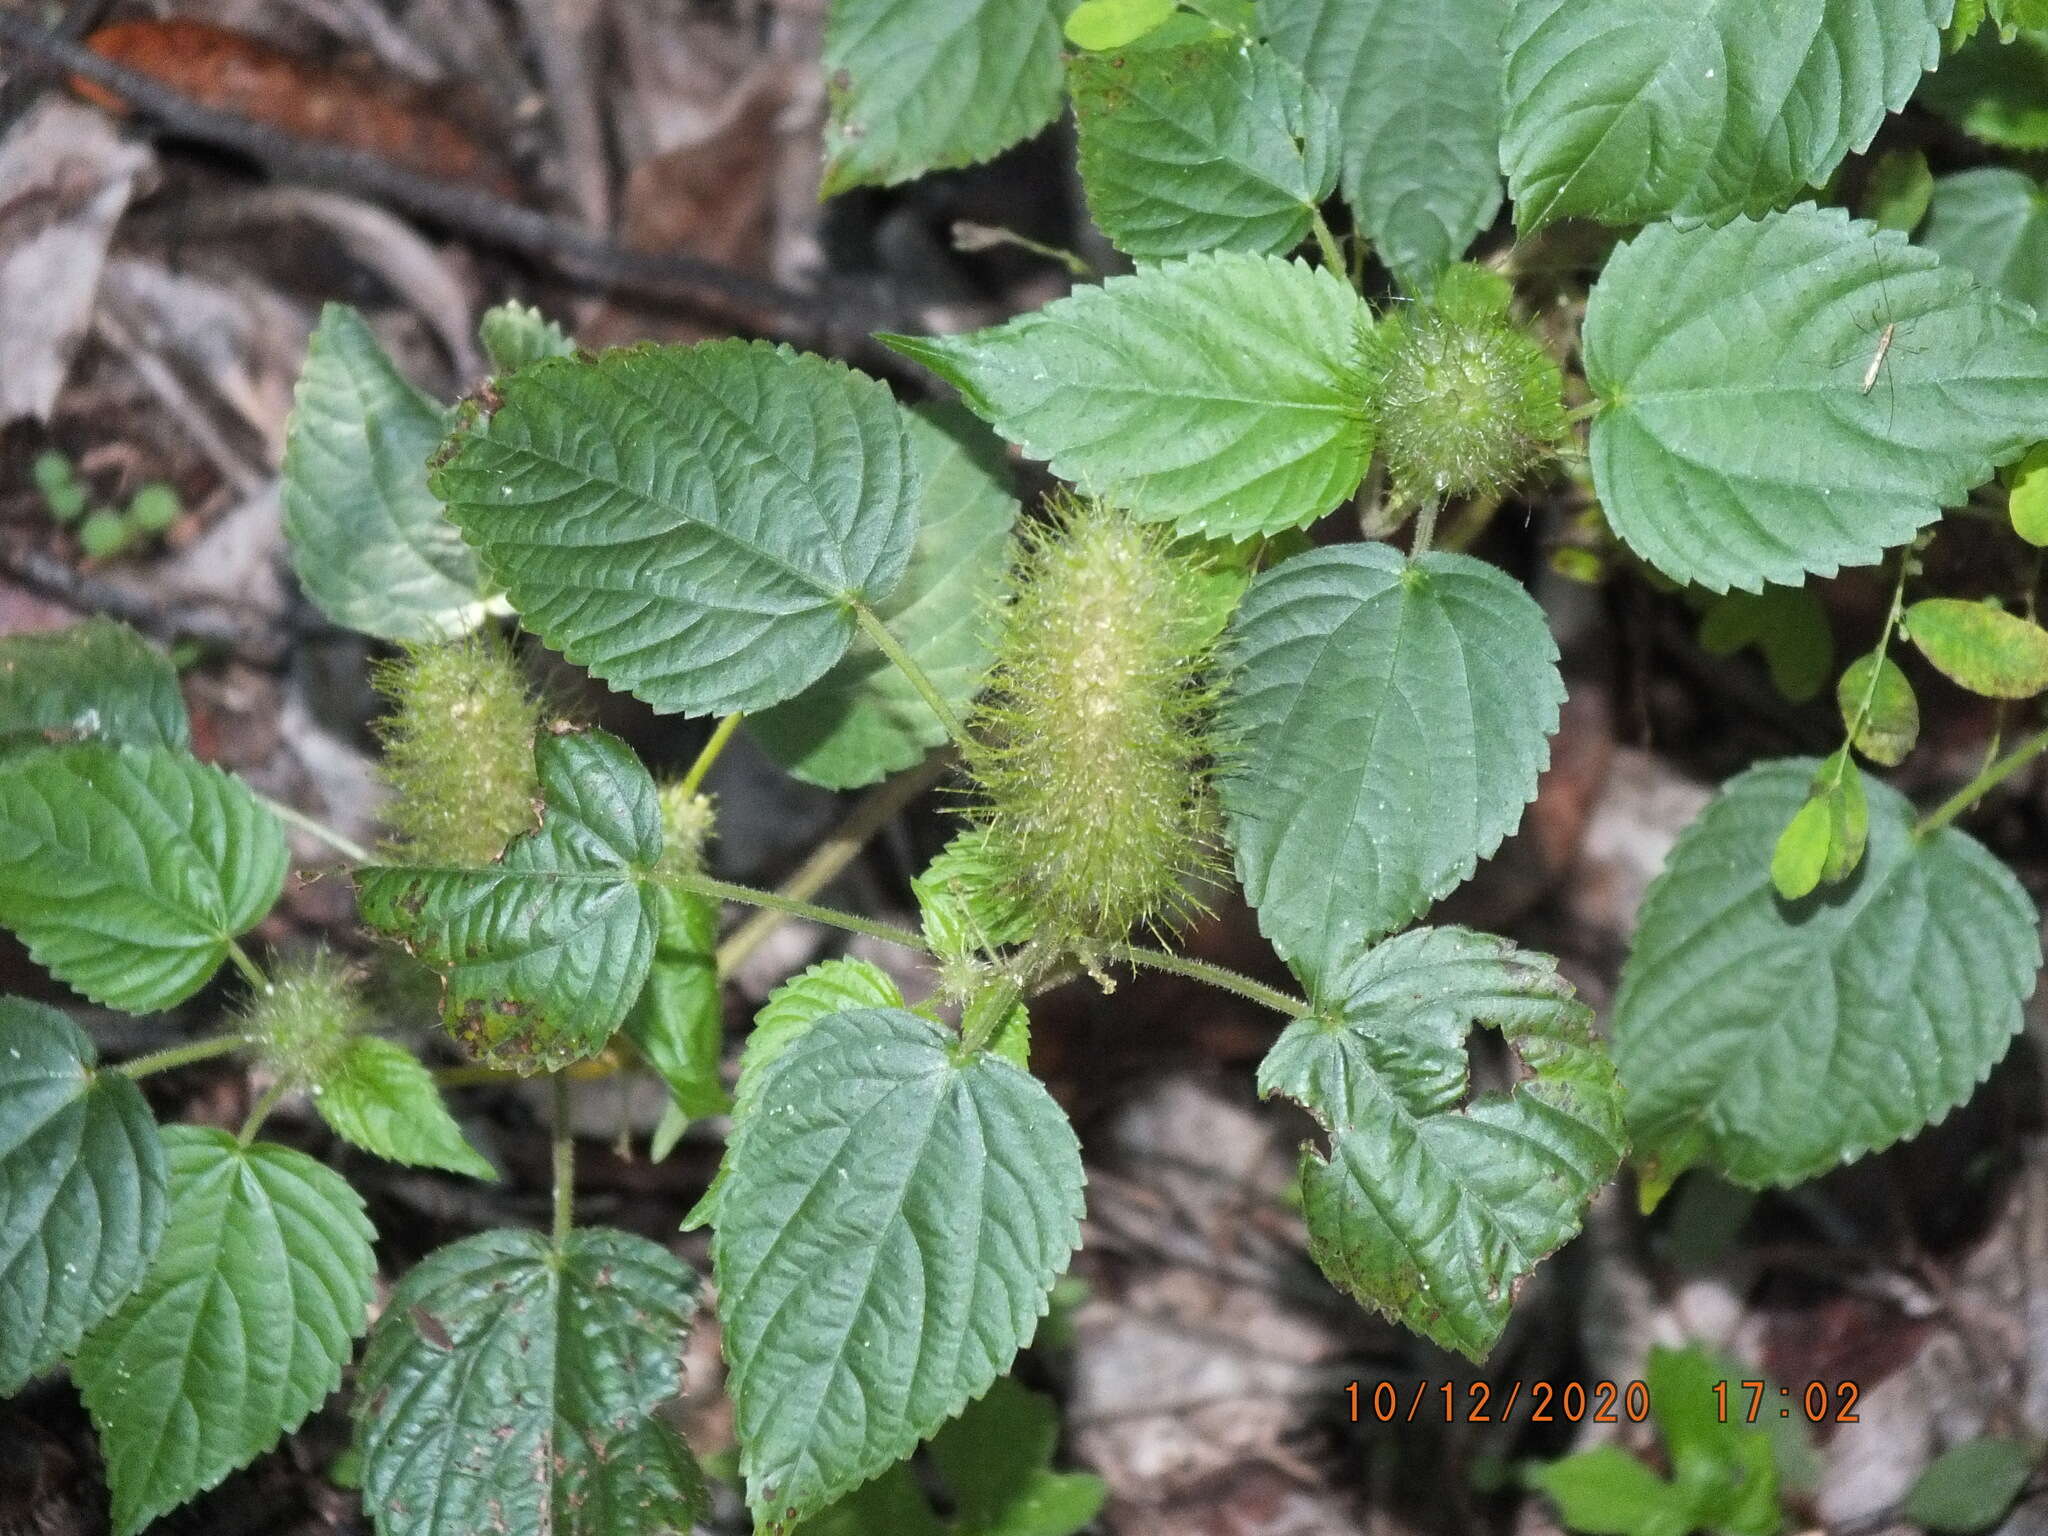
1585 204 2048 591
713 1008 1084 1528
623 884 729 1120
314 1035 495 1179
1920 167 2048 315
0 744 287 1012
1501 0 1946 231
1904 1437 2036 1532
356 730 662 1072
1863 147 1935 232
1905 597 2048 697
821 0 1071 194
1837 651 1920 765
751 406 1017 787
1644 1346 1787 1536
1066 0 1175 47
927 1378 1106 1536
1264 0 1507 288
914 828 1039 994
282 304 491 644
679 957 907 1233
1920 26 2048 149
478 299 575 372
75 1128 375 1536
431 340 920 717
1069 37 1338 261
1614 759 2040 1189
1530 1446 1696 1536
0 618 188 754
883 253 1373 540
1770 795 1834 901
2009 440 2048 544
1259 927 1624 1360
1698 585 1835 702
1218 544 1562 989
796 1377 1104 1536
0 997 166 1394
356 1226 707 1536
1994 0 2048 30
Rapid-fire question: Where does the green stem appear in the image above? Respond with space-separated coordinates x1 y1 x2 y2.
117 1033 246 1079
256 793 372 865
1106 943 1313 1019
1309 209 1346 278
672 869 930 955
551 1074 575 1243
852 602 972 752
237 1080 289 1145
1915 724 2048 838
226 941 269 993
714 754 951 974
678 713 743 799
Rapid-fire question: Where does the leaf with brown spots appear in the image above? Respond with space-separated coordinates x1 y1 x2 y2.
356 731 662 1072
356 1227 706 1536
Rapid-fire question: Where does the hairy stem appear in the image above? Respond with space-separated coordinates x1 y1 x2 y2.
714 754 951 972
851 602 972 752
678 713 743 799
226 940 270 993
256 793 372 865
1915 724 2048 838
236 1080 289 1145
1409 496 1443 560
673 870 929 956
1309 209 1346 278
1105 943 1313 1019
552 1074 575 1243
116 1033 246 1079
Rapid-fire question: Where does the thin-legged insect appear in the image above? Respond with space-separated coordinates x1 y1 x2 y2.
1861 322 1897 395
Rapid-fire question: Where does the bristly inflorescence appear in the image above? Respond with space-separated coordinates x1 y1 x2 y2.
241 949 372 1092
1368 263 1568 507
372 628 542 867
965 494 1223 956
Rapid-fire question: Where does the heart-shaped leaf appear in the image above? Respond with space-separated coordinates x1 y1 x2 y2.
74 1128 375 1536
713 1008 1084 1529
1614 759 2040 1191
1585 204 2048 591
1219 543 1562 988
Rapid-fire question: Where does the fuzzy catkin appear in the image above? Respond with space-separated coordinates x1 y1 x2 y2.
373 629 541 866
1369 264 1567 505
242 949 369 1091
966 498 1218 948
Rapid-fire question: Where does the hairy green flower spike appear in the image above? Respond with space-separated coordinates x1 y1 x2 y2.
373 630 541 866
1369 263 1568 505
656 782 717 876
242 950 370 1091
967 496 1219 950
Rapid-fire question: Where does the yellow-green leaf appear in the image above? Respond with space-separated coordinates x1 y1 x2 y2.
2006 441 2048 545
1066 0 1175 49
1904 597 2048 698
1771 796 1833 900
1837 651 1919 765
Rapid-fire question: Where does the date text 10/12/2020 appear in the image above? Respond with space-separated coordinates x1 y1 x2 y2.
1345 1380 1864 1425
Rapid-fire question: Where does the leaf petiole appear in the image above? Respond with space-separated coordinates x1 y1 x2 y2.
851 601 973 752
